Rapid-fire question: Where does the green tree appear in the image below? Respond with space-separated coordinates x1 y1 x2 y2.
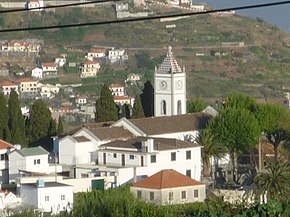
254 161 290 202
140 81 154 117
57 117 64 135
197 129 226 177
224 92 258 113
132 94 145 119
187 98 207 113
256 103 290 162
26 99 54 147
7 89 26 146
0 93 8 140
95 84 118 122
209 107 260 182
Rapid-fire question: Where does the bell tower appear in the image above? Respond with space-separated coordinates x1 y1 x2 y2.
154 46 186 117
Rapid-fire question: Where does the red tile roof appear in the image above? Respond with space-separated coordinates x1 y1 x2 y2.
42 63 56 67
84 60 99 65
89 49 105 53
132 169 205 189
15 78 36 83
0 140 14 150
114 96 133 101
0 81 17 87
110 83 124 88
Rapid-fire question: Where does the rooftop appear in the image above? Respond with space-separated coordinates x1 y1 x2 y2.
132 169 205 189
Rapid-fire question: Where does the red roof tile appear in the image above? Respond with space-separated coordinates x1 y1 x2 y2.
15 78 36 83
42 63 56 67
132 169 205 189
110 83 124 88
114 96 133 101
84 60 99 65
89 49 105 53
0 81 17 87
0 140 14 150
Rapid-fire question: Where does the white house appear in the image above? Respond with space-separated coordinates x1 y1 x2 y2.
79 61 101 78
0 81 19 96
109 83 125 96
131 169 206 205
108 48 128 64
86 49 106 61
16 77 39 98
75 96 87 106
113 95 135 107
21 181 73 214
54 57 66 67
97 136 202 186
42 63 57 75
0 140 14 184
9 146 61 183
26 0 44 11
126 73 142 83
38 83 60 99
31 67 43 79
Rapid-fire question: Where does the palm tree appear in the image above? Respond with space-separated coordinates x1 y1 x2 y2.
254 161 290 202
197 129 226 178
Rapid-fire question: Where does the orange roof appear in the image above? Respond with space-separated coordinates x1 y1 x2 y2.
0 140 14 150
110 83 124 88
42 63 56 67
0 81 17 87
89 49 105 53
84 60 99 65
114 96 133 101
132 169 205 189
15 78 36 83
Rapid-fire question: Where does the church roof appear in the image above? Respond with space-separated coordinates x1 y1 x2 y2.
156 46 182 74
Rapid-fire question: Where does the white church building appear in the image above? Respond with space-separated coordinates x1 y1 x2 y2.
154 46 187 117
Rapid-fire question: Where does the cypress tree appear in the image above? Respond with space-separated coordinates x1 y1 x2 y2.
26 99 53 147
140 80 154 117
95 84 118 122
0 93 8 140
132 94 145 119
57 117 64 135
8 89 26 146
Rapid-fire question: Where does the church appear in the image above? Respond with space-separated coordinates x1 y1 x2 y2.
154 46 187 117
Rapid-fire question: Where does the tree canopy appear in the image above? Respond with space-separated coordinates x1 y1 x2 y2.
26 99 55 148
0 93 8 140
132 94 145 119
140 81 154 117
95 84 118 122
187 98 207 113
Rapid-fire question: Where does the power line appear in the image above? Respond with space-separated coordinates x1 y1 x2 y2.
0 0 120 14
1 0 290 33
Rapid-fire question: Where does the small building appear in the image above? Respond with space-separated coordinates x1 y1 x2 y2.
86 49 106 61
54 57 66 67
109 83 125 96
113 95 135 107
0 140 14 184
79 61 101 78
42 63 57 75
9 146 51 183
31 67 43 79
108 48 128 64
38 83 60 99
15 77 39 98
0 81 19 96
131 169 206 205
75 95 87 106
126 73 142 83
26 0 44 11
21 181 73 214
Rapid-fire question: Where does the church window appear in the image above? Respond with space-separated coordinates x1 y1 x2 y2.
161 100 166 115
177 100 182 115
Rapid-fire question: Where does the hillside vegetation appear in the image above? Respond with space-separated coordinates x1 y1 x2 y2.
1 4 290 98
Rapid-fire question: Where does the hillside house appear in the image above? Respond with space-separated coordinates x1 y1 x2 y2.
126 73 142 83
108 48 128 64
15 77 39 98
86 49 106 61
21 181 73 214
0 81 19 96
79 61 100 78
38 83 60 99
42 63 57 75
131 169 206 205
1 41 40 53
109 83 125 96
54 57 66 67
0 140 14 184
31 67 43 79
26 0 44 11
113 95 135 107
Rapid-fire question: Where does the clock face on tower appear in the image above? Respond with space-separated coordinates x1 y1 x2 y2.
160 80 167 90
176 80 183 90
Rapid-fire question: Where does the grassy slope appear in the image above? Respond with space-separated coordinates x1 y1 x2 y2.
1 6 290 98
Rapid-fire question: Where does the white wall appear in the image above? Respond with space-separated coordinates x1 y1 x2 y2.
59 137 76 165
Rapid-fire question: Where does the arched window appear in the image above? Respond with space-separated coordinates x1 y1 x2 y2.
177 100 182 115
161 100 166 115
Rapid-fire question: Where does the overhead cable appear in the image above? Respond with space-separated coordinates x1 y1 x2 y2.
0 0 290 33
